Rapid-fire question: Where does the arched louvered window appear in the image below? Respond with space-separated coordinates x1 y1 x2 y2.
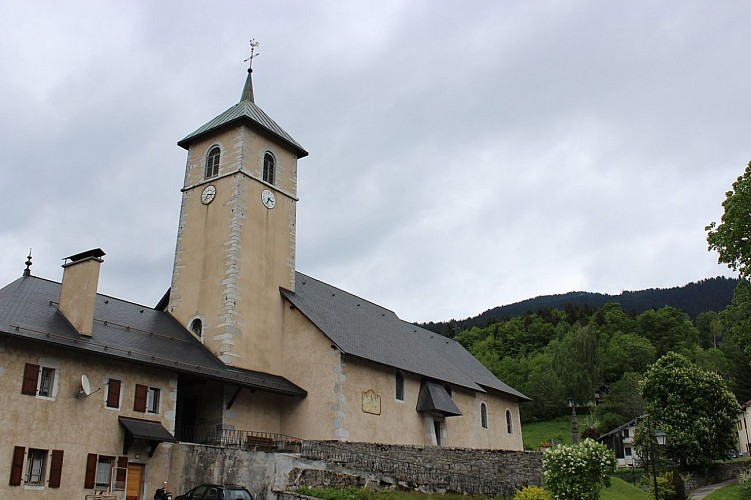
506 409 514 434
205 147 220 178
263 152 275 185
190 318 203 339
395 370 404 401
481 403 488 429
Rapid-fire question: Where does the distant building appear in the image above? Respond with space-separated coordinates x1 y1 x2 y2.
737 400 751 457
597 417 640 467
0 68 529 499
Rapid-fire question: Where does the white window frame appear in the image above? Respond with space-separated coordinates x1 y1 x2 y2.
146 387 160 414
25 448 48 486
95 456 114 489
37 367 56 399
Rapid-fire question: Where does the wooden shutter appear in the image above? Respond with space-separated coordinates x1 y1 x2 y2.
116 456 127 483
48 450 64 488
21 363 39 395
84 453 97 489
133 384 147 412
107 379 121 408
9 446 25 486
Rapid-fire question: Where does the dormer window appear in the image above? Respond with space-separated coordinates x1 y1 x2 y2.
263 152 275 185
205 147 220 178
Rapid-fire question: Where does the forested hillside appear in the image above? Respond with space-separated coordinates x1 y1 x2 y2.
446 277 751 434
420 276 737 336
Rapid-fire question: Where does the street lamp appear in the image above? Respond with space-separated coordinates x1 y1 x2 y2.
569 400 579 444
647 415 667 500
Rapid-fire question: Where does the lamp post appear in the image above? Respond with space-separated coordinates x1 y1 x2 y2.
647 415 667 500
569 400 579 444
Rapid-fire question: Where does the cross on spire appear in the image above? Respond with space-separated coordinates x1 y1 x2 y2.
244 39 260 71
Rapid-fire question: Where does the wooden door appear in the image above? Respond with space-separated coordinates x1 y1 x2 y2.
126 463 144 500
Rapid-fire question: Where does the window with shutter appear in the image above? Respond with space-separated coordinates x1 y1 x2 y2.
21 364 39 396
94 456 114 489
114 456 128 490
9 446 25 486
107 379 121 409
24 449 47 486
84 453 97 489
48 450 64 488
133 384 147 412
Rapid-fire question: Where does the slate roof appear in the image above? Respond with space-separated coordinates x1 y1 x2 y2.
177 100 308 158
282 272 530 401
0 275 306 397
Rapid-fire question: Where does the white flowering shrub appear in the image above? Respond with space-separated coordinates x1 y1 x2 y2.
541 438 617 500
738 468 751 498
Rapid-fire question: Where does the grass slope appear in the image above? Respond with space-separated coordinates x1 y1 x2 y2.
704 483 742 499
521 416 574 450
600 477 651 499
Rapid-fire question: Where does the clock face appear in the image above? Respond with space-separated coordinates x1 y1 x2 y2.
201 185 216 205
261 189 276 209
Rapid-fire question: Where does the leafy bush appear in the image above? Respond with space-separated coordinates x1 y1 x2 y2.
513 485 552 500
647 473 677 500
581 427 600 440
542 438 617 499
738 468 751 498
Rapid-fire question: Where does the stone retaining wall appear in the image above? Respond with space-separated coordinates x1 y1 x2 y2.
166 440 542 499
298 441 542 496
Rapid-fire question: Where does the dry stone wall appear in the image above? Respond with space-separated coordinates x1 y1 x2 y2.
167 441 542 499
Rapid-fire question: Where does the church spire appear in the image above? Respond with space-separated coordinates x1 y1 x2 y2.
241 39 260 103
241 68 254 103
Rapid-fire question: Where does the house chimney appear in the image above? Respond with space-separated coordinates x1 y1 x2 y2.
59 248 105 337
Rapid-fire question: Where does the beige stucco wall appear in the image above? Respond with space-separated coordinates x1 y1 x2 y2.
274 305 524 449
0 338 177 499
279 304 343 440
168 125 300 374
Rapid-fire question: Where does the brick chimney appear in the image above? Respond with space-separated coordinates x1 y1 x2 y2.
59 248 105 337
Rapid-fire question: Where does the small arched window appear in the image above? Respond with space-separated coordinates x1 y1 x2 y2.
481 403 488 429
263 152 275 185
506 409 514 434
190 318 203 339
395 370 404 401
205 147 220 178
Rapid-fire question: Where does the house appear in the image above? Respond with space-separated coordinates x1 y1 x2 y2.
0 67 529 499
597 417 640 467
737 400 751 457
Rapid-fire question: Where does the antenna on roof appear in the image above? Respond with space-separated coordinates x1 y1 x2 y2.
23 249 32 276
244 39 260 71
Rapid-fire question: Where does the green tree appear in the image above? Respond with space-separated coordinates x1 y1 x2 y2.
552 325 602 406
640 352 738 470
601 332 656 384
706 161 751 278
542 439 616 499
636 306 700 357
594 372 644 432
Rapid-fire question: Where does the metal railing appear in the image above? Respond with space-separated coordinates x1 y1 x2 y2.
176 426 303 453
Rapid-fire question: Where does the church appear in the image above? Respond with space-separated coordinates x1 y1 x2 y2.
0 67 529 499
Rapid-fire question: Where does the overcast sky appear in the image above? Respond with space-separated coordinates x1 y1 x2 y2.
1 1 748 323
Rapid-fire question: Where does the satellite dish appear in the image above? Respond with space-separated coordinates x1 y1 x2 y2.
80 374 91 397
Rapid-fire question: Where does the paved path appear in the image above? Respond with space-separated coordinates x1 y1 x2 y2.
688 478 738 499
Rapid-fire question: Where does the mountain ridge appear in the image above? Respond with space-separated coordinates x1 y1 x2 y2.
420 276 738 335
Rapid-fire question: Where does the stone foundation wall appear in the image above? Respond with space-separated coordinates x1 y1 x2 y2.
166 441 542 499
298 440 542 496
683 460 751 491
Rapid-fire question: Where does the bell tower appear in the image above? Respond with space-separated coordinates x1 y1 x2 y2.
168 66 308 373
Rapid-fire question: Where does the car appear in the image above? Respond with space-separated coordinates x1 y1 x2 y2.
174 483 253 500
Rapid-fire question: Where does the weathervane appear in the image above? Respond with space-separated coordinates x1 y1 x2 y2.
244 39 260 70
